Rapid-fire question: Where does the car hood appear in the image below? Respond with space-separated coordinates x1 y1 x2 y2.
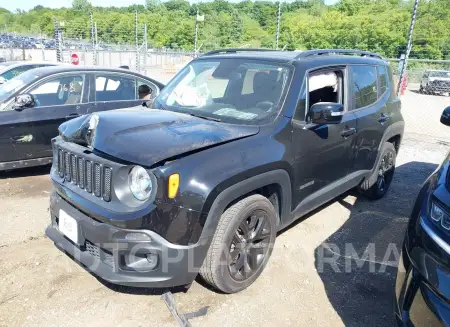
58 107 259 167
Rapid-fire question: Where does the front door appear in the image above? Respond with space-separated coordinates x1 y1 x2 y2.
291 66 358 208
4 73 89 162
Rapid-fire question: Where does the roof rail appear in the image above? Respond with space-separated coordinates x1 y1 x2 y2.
295 49 383 60
202 48 277 56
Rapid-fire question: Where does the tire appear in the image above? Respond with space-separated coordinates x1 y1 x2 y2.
200 194 277 293
419 85 424 93
359 142 396 200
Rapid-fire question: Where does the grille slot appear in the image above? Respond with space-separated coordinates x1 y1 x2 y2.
57 147 112 202
64 152 71 182
58 149 64 177
103 167 112 202
86 161 92 193
78 158 84 189
71 154 77 183
94 164 101 197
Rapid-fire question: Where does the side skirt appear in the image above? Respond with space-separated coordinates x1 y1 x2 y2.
0 157 52 171
279 170 370 230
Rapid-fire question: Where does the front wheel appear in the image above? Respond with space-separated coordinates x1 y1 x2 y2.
200 194 277 293
359 142 396 200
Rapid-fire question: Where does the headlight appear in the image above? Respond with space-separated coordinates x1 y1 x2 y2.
430 201 450 230
431 202 444 222
128 166 153 201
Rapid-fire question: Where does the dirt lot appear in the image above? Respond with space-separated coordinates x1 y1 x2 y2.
0 89 449 327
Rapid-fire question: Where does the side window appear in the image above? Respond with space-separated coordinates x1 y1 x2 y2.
294 69 343 121
377 65 388 96
29 75 84 107
95 75 136 101
293 79 307 121
351 65 378 110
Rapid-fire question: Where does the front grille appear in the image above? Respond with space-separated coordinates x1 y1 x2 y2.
57 147 112 202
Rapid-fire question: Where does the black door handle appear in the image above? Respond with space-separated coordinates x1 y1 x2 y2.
378 113 391 123
65 113 81 120
340 127 356 138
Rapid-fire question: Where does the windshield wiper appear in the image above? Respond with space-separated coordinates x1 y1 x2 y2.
188 113 222 122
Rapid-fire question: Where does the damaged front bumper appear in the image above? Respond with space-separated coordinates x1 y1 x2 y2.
46 192 209 288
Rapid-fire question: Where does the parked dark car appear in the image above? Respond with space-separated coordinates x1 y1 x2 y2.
46 48 404 293
0 61 58 84
395 107 450 326
0 66 164 171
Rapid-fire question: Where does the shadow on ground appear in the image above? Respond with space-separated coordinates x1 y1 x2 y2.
314 161 437 327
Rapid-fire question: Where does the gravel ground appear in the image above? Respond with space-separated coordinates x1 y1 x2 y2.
0 89 449 327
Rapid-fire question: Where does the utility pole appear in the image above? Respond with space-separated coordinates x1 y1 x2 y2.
275 1 281 50
397 0 419 96
143 24 148 71
194 8 199 55
94 22 98 49
53 17 62 62
90 13 96 65
135 10 139 72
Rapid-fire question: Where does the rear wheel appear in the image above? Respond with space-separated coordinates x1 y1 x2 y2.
360 142 396 200
200 194 277 293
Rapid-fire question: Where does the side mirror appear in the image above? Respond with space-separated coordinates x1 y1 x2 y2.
441 106 450 126
310 102 344 125
13 94 35 111
0 77 6 85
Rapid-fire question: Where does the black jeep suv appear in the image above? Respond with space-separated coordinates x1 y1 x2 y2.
46 48 404 293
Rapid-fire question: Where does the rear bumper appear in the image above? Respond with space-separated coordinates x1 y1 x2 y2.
46 192 209 288
395 217 450 327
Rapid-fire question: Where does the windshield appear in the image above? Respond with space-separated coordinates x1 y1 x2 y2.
0 70 41 103
429 71 450 77
153 59 292 125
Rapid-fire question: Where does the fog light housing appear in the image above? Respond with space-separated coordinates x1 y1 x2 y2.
124 232 151 242
146 253 158 269
122 252 158 271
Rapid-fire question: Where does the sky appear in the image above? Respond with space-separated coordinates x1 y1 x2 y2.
3 0 338 12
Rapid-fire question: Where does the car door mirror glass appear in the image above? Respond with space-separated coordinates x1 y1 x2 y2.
310 102 344 125
13 94 36 111
441 106 450 126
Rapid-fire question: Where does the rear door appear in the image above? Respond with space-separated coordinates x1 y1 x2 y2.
350 65 387 172
7 73 89 161
90 73 160 113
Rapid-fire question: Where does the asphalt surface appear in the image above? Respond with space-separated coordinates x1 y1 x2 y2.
0 89 449 327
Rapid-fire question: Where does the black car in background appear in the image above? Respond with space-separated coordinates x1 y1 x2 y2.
395 107 450 326
0 61 58 84
0 66 163 171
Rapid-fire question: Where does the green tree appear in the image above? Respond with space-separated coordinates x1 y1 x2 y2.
72 0 92 11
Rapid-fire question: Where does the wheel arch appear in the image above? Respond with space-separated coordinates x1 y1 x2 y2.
198 169 292 245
